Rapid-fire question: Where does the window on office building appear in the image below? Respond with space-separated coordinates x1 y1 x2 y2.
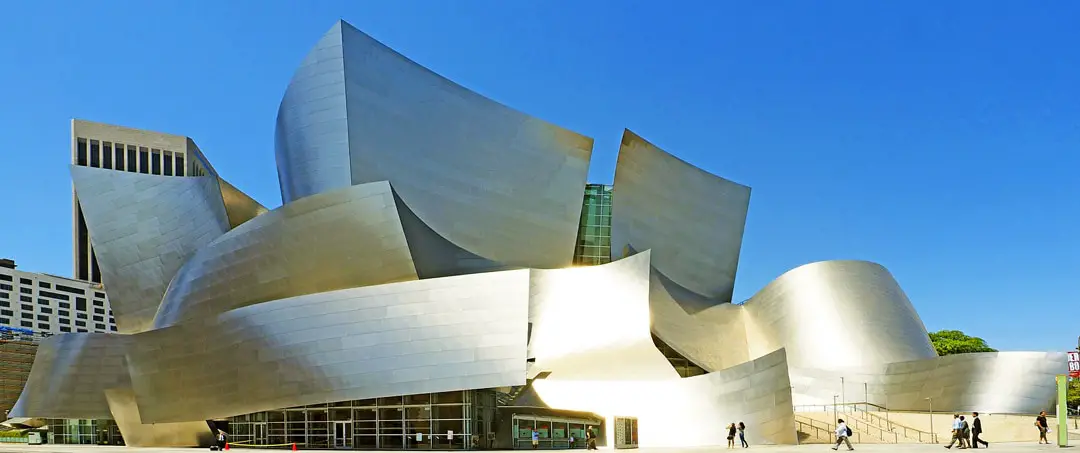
176 155 186 176
58 302 70 309
57 285 84 295
21 313 32 319
0 274 9 282
115 143 126 169
139 147 149 173
75 320 86 327
76 298 86 311
76 138 88 166
151 149 161 174
95 323 106 331
127 145 137 172
40 290 68 300
164 152 174 176
38 281 50 289
40 307 52 314
59 310 69 317
0 310 12 317
38 323 50 330
36 315 48 321
93 315 103 322
94 308 105 315
21 321 32 328
20 304 32 311
90 140 100 167
60 326 70 333
93 299 103 307
77 313 87 320
19 287 31 294
59 318 69 325
0 283 11 291
20 296 31 303
19 278 30 285
102 142 113 169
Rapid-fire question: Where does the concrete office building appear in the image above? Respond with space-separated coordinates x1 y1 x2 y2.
0 259 115 335
11 20 1066 450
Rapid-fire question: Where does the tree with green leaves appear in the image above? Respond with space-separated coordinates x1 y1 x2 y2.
928 330 997 356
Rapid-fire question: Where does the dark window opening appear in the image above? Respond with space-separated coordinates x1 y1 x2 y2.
60 326 71 333
38 281 51 289
39 290 69 301
127 146 137 172
0 310 11 316
164 153 174 176
95 323 106 331
59 310 69 317
176 155 186 176
36 315 48 321
94 292 105 298
21 313 32 319
19 296 31 303
77 208 89 280
102 142 113 169
20 321 32 328
90 250 100 283
0 274 10 281
38 323 50 330
151 150 161 174
57 285 85 295
90 140 100 167
40 308 52 314
139 148 149 173
76 138 88 166
19 287 31 294
115 143 125 170
75 298 86 309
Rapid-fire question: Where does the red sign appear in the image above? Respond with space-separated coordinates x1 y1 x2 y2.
1068 351 1080 378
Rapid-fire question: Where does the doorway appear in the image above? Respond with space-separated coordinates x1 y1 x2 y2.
334 421 352 448
253 423 267 446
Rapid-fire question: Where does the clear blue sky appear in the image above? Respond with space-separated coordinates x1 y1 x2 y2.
0 1 1076 353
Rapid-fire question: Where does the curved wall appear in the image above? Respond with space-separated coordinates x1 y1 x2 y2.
153 181 418 329
10 333 131 419
742 260 937 370
71 166 230 333
275 21 593 271
131 270 530 423
611 130 750 303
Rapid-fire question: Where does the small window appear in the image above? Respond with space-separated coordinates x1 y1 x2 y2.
110 325 117 332
76 298 86 311
21 313 32 319
39 290 69 300
38 323 50 330
20 321 32 328
59 318 69 325
59 302 70 309
102 142 113 169
19 296 31 303
127 146 137 172
164 152 174 176
20 304 32 311
0 274 10 282
0 300 8 307
19 287 31 294
38 282 51 289
115 143 126 169
151 149 161 174
36 315 48 321
94 308 105 315
0 310 12 316
0 318 7 324
77 313 87 320
176 155 186 176
94 292 105 298
93 300 104 307
19 278 31 285
90 140 100 167
75 320 86 327
76 328 87 333
58 310 69 317
0 283 11 291
76 138 88 166
93 315 103 322
60 326 71 333
40 307 52 314
95 323 106 331
56 285 85 295
37 299 49 306
139 148 149 173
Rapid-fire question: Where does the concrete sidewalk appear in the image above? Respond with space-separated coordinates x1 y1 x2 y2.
0 443 1071 453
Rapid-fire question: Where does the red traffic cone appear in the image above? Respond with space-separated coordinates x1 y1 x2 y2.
292 442 298 451
224 442 230 450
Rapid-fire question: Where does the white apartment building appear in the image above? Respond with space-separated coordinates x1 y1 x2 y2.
0 259 116 334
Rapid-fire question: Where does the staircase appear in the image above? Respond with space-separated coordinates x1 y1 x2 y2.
795 402 938 444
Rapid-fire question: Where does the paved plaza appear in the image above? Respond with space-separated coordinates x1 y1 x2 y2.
0 444 1072 453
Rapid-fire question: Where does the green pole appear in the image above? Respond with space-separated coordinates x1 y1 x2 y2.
1058 374 1068 447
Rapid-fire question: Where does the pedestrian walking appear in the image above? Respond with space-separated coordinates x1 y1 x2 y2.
1035 411 1049 444
738 422 748 448
727 423 737 449
831 419 853 451
971 412 988 448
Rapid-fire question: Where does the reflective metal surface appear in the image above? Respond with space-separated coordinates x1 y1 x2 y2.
276 21 593 271
70 166 230 333
153 181 418 328
10 333 130 419
131 270 530 423
526 252 796 446
217 178 269 229
104 388 214 447
788 351 1065 414
611 130 750 303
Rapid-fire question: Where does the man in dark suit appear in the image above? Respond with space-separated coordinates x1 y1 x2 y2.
971 412 989 448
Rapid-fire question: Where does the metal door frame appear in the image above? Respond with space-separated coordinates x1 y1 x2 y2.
334 421 352 448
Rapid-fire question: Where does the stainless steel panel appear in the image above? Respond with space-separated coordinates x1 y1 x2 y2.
649 267 749 372
131 270 530 423
742 260 938 370
153 181 419 328
217 178 268 229
104 388 214 447
276 21 593 271
611 130 750 303
70 166 231 333
9 333 131 419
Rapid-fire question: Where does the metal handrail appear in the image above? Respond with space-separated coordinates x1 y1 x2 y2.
795 416 854 444
794 401 938 443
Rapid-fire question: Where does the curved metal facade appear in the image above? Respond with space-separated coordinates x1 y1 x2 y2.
153 181 418 328
70 166 231 333
10 333 130 419
20 19 1065 450
611 130 750 303
132 270 530 423
276 20 593 271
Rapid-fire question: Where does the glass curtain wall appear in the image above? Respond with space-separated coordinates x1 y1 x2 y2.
45 419 123 445
512 415 598 449
228 391 472 450
572 184 613 266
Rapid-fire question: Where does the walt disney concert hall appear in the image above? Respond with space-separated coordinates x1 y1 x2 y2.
11 20 1064 449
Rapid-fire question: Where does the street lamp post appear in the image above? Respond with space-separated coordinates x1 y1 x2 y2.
841 377 846 413
834 395 839 433
926 397 934 443
864 382 869 413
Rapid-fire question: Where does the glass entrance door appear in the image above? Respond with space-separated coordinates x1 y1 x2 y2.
254 423 267 446
334 422 352 448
